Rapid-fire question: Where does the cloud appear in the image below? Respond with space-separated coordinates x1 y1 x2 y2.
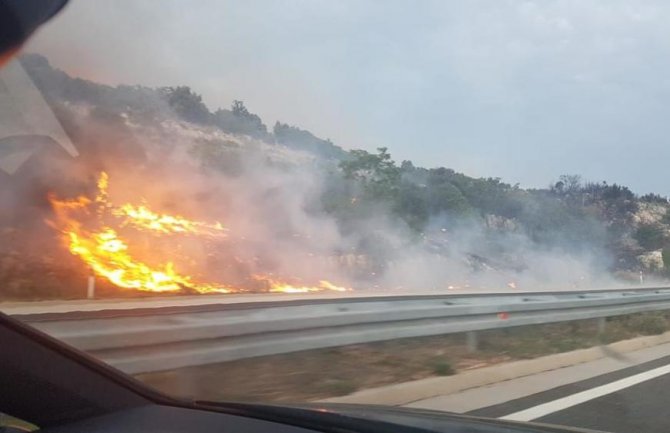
24 0 670 194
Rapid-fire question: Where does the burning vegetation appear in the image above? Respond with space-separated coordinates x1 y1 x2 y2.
3 54 663 302
48 172 348 295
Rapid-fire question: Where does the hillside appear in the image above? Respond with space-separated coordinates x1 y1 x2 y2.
1 53 669 300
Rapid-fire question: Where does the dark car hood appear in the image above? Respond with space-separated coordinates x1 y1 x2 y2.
197 401 607 433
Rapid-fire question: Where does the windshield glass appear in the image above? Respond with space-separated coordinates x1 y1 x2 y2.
3 2 670 432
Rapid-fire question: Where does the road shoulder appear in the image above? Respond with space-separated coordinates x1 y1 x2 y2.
321 332 670 408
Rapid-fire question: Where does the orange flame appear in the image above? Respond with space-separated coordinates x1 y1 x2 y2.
113 203 227 237
49 177 231 293
48 172 348 295
252 275 349 293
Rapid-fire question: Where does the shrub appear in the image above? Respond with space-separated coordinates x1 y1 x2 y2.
429 358 456 376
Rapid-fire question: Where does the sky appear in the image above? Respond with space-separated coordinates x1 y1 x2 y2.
25 0 670 195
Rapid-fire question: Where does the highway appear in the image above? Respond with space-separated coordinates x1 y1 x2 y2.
526 368 670 433
487 356 670 433
409 342 670 433
5 286 670 432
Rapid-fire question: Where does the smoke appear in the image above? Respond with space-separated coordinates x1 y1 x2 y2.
88 108 617 293
0 57 624 300
368 217 618 292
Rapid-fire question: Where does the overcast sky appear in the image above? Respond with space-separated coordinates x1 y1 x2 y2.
25 0 670 194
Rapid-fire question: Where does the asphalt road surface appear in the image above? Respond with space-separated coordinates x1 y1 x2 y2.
469 353 670 433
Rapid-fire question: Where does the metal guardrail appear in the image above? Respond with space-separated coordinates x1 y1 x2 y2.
15 287 670 374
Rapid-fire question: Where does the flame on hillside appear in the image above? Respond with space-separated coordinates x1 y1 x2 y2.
113 203 227 236
48 172 349 295
254 275 348 293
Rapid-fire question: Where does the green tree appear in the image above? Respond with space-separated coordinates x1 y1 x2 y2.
426 183 472 216
662 247 670 271
641 193 668 204
232 100 250 116
213 100 268 138
551 174 582 195
161 86 211 124
339 147 401 200
273 122 347 160
394 182 429 230
635 224 667 250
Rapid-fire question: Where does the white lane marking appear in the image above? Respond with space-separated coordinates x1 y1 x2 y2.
500 363 670 422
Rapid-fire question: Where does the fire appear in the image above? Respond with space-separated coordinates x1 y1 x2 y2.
95 171 109 204
96 171 226 237
317 280 349 292
49 183 231 293
113 203 227 237
67 227 230 293
48 172 348 295
256 276 349 293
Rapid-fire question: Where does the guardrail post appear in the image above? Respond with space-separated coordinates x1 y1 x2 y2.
466 331 478 352
597 317 607 334
87 274 95 299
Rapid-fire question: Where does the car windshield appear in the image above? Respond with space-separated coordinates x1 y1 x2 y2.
3 2 670 432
